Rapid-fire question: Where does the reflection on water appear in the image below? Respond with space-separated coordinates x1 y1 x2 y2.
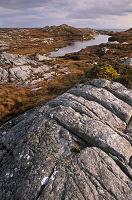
49 35 110 57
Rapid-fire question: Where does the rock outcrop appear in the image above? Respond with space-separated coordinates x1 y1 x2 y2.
0 53 70 85
0 79 132 200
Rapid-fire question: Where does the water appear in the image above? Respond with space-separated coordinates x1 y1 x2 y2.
97 29 127 32
49 35 110 57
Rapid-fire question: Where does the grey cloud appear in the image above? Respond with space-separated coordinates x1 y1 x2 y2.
1 0 132 16
67 0 132 19
0 0 131 28
0 0 52 10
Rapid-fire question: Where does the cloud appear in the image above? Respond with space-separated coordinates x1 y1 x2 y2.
67 0 132 18
2 0 131 14
0 0 131 28
0 0 49 10
0 7 22 16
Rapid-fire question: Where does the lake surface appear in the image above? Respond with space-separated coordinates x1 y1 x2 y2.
49 35 110 57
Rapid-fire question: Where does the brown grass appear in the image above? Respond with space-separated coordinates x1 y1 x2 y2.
0 63 90 125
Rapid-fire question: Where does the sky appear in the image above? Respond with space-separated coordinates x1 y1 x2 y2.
0 0 132 29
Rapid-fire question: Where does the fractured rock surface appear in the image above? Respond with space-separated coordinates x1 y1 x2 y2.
0 79 132 200
0 53 68 85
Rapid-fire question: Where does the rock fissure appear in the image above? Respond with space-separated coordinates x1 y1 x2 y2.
80 152 131 200
90 79 132 107
60 181 67 200
70 176 87 200
47 114 94 151
49 94 99 119
36 164 58 200
93 148 131 184
68 84 132 123
58 93 128 134
52 96 131 143
108 154 132 181
78 161 119 200
48 108 131 164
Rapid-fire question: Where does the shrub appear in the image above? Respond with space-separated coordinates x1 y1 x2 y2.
87 64 120 80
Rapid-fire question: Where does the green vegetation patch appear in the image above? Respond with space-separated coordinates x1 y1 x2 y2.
71 146 81 153
87 64 120 80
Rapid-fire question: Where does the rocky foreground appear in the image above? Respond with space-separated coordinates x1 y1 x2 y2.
0 78 131 200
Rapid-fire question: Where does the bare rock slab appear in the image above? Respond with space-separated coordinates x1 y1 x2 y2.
0 79 132 200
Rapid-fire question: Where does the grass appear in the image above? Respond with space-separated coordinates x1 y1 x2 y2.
0 64 89 126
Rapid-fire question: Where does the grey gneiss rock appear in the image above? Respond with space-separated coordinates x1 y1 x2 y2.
98 47 109 56
0 52 39 66
0 79 132 200
0 53 70 85
122 58 132 66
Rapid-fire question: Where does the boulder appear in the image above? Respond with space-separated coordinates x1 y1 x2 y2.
0 67 8 82
107 41 120 44
31 65 50 74
36 54 53 61
122 42 129 45
122 58 132 66
98 47 109 56
0 79 131 200
9 65 31 80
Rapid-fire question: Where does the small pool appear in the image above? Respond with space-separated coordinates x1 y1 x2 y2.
49 35 110 57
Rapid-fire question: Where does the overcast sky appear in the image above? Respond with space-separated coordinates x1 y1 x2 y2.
0 0 132 29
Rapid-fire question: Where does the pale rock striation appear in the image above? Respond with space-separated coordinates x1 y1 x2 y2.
0 79 131 200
